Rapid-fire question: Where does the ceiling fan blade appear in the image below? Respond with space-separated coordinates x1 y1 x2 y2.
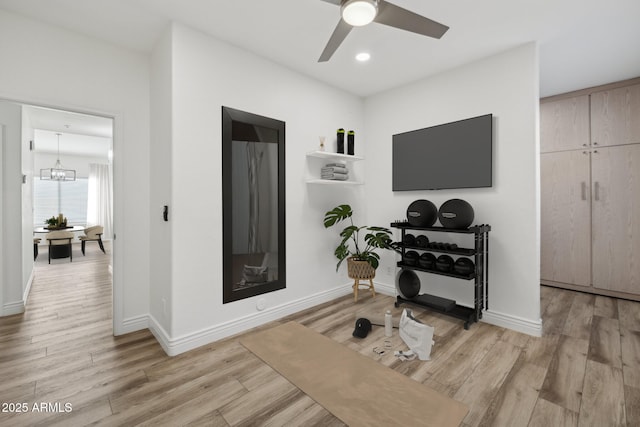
319 0 341 4
318 19 353 62
374 0 449 39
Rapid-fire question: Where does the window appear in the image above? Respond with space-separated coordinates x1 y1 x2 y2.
33 178 89 226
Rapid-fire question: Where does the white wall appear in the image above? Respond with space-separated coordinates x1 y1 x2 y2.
21 107 35 305
0 100 24 315
149 25 174 336
0 122 3 314
364 43 541 334
149 23 365 354
0 9 151 333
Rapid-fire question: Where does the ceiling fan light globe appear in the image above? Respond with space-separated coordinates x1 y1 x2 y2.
341 0 377 26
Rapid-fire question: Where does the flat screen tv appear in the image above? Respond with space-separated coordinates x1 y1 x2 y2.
392 114 493 191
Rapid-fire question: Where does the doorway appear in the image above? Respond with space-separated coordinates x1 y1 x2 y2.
1 99 116 330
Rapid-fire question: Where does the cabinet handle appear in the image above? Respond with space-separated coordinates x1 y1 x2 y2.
594 181 600 201
581 182 587 200
593 142 599 146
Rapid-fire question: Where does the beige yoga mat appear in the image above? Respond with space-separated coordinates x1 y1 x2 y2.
240 321 468 427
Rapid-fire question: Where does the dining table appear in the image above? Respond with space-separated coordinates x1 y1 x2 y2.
34 225 85 234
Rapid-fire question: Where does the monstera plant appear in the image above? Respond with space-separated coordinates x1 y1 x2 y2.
323 204 397 272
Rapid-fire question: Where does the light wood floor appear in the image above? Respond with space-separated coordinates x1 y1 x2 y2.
1 247 639 426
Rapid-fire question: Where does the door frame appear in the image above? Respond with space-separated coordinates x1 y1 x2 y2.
1 95 122 334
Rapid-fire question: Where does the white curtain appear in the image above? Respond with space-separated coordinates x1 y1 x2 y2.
87 163 113 239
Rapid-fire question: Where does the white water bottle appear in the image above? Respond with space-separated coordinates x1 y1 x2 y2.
385 310 392 337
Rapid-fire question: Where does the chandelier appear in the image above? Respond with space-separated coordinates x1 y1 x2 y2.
40 133 76 181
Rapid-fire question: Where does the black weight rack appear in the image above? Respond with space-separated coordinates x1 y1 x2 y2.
391 222 490 329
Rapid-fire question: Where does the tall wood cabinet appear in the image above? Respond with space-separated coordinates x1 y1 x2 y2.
540 150 591 287
591 144 640 294
540 78 640 300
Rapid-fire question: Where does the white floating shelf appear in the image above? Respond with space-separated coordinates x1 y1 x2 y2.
306 179 364 185
306 151 364 161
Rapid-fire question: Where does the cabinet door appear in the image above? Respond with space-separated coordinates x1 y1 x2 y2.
591 83 640 147
540 95 590 153
591 144 640 294
540 151 591 286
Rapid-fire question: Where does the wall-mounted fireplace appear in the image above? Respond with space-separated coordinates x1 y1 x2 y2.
222 106 286 303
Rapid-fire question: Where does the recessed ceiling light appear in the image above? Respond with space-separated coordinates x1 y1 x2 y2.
355 52 371 62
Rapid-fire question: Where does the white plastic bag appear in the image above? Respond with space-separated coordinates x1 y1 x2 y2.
399 309 435 361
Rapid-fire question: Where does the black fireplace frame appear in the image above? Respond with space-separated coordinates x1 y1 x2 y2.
222 106 286 303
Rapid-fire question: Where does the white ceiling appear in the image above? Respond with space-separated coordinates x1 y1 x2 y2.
1 0 639 98
33 129 111 159
25 105 112 158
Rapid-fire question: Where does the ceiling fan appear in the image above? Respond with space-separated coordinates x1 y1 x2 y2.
318 0 449 62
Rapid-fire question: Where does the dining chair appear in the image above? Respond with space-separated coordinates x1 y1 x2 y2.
78 225 105 255
33 237 41 260
46 230 74 264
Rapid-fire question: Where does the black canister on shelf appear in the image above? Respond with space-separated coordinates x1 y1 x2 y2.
337 128 345 153
347 130 355 155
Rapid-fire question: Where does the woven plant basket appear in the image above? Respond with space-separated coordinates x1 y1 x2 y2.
347 257 375 280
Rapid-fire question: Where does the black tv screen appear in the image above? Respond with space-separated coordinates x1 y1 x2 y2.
392 114 493 191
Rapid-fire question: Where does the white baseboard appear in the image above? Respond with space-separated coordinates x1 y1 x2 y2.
148 313 172 353
0 270 36 317
2 299 25 316
119 314 149 334
113 284 543 355
149 285 352 356
372 280 397 297
23 269 35 304
482 309 542 337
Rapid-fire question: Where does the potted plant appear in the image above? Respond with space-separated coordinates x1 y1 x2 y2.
45 214 67 229
45 216 59 229
323 204 397 279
